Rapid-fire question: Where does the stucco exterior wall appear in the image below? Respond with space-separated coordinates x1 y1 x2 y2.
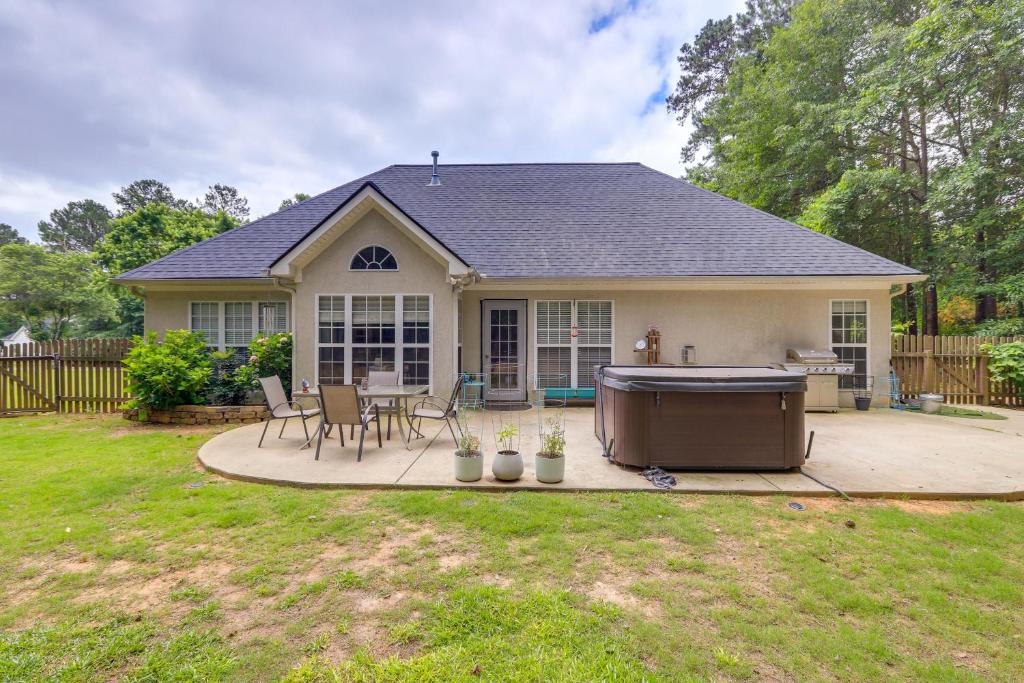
144 290 289 333
460 288 892 406
291 209 457 397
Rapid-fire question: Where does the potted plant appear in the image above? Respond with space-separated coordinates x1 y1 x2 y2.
454 407 483 482
535 415 566 483
491 415 523 481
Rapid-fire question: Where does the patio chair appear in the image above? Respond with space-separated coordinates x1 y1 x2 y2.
365 370 399 440
315 384 382 461
257 375 320 447
410 374 464 443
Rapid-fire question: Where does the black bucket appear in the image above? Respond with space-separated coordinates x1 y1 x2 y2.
852 375 874 411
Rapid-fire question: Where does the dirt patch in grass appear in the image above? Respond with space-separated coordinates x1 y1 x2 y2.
73 560 236 612
108 422 229 438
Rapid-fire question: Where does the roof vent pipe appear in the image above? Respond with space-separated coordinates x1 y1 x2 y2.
428 150 441 186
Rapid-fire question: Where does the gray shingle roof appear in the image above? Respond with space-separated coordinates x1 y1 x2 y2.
115 163 920 280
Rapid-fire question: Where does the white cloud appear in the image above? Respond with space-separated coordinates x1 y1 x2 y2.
0 0 744 239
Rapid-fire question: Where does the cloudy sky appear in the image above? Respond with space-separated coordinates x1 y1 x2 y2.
0 0 741 240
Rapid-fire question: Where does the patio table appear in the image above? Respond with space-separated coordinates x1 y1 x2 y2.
292 384 429 451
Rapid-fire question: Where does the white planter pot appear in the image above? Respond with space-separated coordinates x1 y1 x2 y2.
491 450 524 481
454 450 483 482
535 453 565 484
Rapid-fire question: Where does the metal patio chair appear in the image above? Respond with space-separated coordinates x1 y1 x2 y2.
257 375 320 447
410 374 464 442
315 384 382 461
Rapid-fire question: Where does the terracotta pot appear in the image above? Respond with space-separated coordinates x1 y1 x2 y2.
535 453 565 484
491 450 523 481
454 450 483 482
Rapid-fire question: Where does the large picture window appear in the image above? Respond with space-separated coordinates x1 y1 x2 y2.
536 300 612 393
190 301 288 352
316 294 431 388
830 300 868 389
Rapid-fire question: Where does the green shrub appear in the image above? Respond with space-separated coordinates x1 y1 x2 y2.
980 341 1024 390
205 350 248 405
124 330 212 409
233 332 293 396
974 317 1024 337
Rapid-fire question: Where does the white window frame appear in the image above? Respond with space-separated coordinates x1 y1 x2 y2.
187 300 289 352
829 298 869 390
534 299 614 391
189 301 221 348
348 244 400 271
314 293 433 394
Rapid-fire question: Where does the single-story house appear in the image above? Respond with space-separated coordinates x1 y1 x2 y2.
112 160 924 407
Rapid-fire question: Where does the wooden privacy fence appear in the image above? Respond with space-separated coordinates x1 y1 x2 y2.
0 338 132 415
891 335 1024 407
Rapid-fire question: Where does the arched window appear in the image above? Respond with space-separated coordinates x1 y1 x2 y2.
350 245 398 270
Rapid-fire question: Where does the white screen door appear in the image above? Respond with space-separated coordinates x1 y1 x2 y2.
482 300 527 402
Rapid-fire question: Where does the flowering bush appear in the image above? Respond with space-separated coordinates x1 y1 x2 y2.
234 332 293 396
124 330 212 409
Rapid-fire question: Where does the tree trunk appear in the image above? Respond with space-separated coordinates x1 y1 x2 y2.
973 224 999 323
923 283 939 336
918 103 940 336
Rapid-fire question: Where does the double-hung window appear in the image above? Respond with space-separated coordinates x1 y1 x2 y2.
830 300 868 389
536 300 613 394
317 296 346 385
352 295 397 382
189 300 289 352
402 295 431 386
316 294 431 389
224 303 253 351
190 302 220 347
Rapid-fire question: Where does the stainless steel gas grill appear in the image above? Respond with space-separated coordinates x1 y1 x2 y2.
779 348 855 412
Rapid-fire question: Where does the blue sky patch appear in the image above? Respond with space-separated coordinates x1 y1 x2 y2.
642 80 669 115
588 0 640 34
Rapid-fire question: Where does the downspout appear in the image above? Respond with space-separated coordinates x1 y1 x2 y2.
889 283 908 299
273 276 298 388
449 270 480 386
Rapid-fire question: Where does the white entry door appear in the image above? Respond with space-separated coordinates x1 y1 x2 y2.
481 300 527 402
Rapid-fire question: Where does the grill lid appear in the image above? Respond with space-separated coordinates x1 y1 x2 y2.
786 348 839 364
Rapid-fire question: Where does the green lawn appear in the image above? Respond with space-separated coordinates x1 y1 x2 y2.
1 415 1023 681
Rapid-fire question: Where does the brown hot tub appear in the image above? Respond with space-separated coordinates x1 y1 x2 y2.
595 365 807 470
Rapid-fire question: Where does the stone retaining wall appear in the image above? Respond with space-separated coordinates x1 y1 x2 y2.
123 405 269 425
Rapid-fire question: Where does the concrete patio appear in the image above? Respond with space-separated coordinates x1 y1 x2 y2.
197 405 1024 500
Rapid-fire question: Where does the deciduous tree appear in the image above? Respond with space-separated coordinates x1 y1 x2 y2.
0 243 116 339
96 203 238 275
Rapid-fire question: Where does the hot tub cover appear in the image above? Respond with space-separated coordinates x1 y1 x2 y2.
596 365 807 393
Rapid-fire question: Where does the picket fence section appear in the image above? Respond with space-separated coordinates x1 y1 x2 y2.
891 334 1023 407
0 338 132 415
